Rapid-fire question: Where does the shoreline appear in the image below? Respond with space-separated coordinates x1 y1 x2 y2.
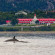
0 31 55 34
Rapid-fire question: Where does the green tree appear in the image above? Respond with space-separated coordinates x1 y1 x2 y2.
11 18 18 26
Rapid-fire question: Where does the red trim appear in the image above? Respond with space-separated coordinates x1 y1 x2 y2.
6 18 55 24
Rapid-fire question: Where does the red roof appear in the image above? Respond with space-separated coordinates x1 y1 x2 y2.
6 18 55 24
6 20 11 23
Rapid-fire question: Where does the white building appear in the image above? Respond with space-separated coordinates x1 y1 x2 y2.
30 14 37 24
15 11 27 15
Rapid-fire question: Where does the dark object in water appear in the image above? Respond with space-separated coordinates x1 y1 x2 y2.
5 36 28 43
5 36 19 43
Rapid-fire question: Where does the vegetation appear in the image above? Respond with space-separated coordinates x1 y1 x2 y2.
11 18 18 26
0 26 54 31
15 24 37 26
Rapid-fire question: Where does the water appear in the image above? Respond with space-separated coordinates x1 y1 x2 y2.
0 33 55 55
0 33 55 39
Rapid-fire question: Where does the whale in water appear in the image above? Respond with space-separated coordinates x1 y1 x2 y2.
5 36 28 43
5 36 19 43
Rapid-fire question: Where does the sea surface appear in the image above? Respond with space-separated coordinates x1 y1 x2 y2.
0 33 55 39
0 33 55 55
